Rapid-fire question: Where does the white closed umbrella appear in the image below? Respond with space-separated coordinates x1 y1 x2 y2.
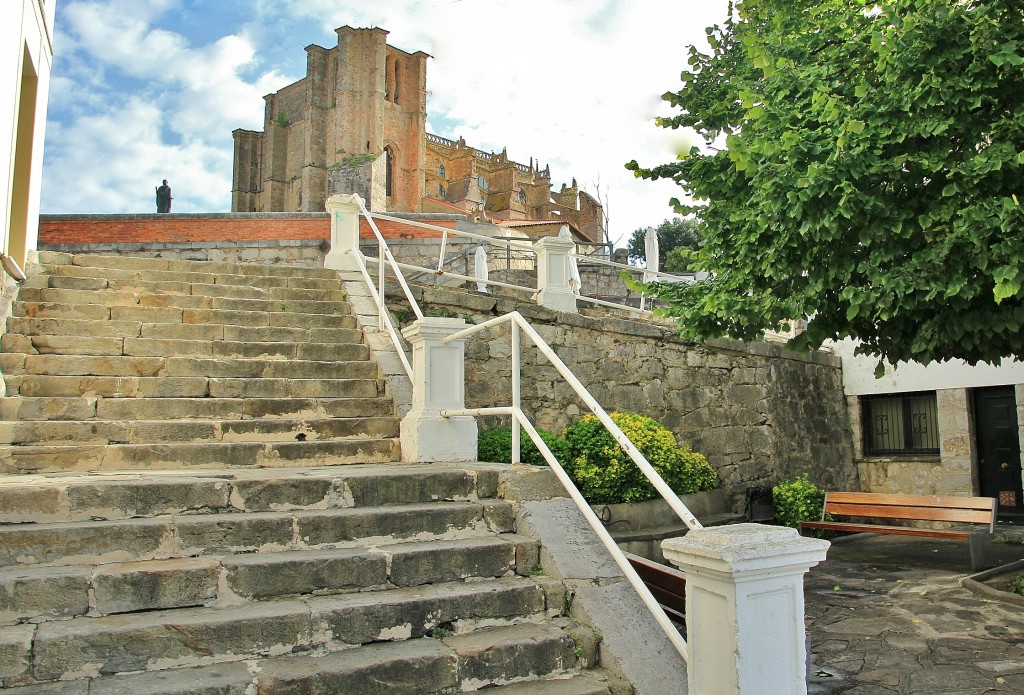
640 227 659 311
474 245 489 293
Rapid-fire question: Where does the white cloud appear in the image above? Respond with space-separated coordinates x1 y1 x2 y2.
43 0 732 241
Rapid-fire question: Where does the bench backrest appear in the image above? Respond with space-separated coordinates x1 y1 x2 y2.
823 492 997 532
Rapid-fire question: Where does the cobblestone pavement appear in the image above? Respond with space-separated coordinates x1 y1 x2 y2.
805 533 1024 694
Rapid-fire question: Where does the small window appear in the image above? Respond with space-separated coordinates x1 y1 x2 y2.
477 175 488 191
384 147 393 197
439 183 445 198
439 164 446 178
518 188 527 204
393 60 401 104
862 391 940 455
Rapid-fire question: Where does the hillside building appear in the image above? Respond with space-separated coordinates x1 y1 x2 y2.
231 25 605 245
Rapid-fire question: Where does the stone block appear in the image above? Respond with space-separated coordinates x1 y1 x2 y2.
256 638 456 695
343 469 475 507
0 518 171 568
0 682 88 694
295 503 482 546
89 662 254 695
0 623 33 680
92 558 221 614
174 513 295 554
443 623 575 686
0 485 63 523
229 477 335 511
224 548 386 598
388 538 513 586
32 601 313 680
123 337 213 358
1 396 97 421
0 565 91 622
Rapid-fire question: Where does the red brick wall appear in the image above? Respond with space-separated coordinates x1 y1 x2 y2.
37 214 455 246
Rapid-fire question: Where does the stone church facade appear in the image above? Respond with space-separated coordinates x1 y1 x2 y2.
231 26 605 245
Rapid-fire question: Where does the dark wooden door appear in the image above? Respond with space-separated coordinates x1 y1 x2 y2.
974 387 1023 515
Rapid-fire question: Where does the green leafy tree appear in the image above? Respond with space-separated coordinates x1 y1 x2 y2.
626 0 1024 367
626 217 703 272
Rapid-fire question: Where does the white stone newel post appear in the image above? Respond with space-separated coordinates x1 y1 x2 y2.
324 193 363 271
662 524 829 695
399 317 478 462
534 236 578 313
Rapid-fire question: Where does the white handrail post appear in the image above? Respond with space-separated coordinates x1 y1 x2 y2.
662 524 830 695
324 193 363 271
378 240 385 331
534 236 578 314
400 317 478 462
511 321 521 464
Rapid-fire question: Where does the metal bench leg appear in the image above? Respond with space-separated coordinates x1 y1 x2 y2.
968 534 988 572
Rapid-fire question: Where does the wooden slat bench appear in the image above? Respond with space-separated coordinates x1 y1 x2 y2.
626 552 686 626
800 492 998 571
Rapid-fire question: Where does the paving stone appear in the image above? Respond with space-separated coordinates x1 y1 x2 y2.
92 558 221 614
88 661 254 695
976 659 1024 676
256 637 457 695
0 565 91 622
0 681 88 694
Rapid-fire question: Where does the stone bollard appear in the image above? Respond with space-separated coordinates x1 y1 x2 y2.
399 317 477 462
324 193 363 271
662 524 829 695
534 235 577 313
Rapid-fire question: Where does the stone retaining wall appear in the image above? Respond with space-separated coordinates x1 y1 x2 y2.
407 285 858 510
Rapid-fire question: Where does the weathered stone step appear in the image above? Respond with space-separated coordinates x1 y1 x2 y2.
0 414 400 446
18 285 349 306
4 375 382 399
6 316 362 343
0 435 401 474
10 301 355 326
0 464 498 524
0 395 393 421
0 354 377 379
37 252 342 280
0 499 512 568
34 260 344 291
18 577 545 682
2 333 368 361
486 674 615 694
0 537 518 623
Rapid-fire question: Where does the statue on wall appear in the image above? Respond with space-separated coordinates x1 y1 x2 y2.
156 180 172 213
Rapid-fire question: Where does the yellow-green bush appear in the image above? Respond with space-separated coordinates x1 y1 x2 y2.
772 476 826 531
563 412 717 504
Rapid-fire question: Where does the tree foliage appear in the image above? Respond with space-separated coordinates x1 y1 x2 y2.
626 0 1024 366
626 217 703 272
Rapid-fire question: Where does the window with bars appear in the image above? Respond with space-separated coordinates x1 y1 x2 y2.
862 391 940 455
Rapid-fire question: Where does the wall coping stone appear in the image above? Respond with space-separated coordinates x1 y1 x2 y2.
40 212 467 222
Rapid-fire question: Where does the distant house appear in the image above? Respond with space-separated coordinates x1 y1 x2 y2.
831 339 1024 521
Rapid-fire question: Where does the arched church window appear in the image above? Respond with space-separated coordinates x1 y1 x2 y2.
393 60 401 104
385 56 393 100
439 184 445 198
385 147 393 197
439 164 446 179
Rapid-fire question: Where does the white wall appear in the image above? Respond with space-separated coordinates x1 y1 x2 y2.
830 338 1024 396
2 0 56 269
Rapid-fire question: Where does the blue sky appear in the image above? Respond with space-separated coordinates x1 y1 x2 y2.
41 0 731 246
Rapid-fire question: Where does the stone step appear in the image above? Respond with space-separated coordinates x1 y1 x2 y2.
0 536 518 622
0 354 377 379
9 302 356 327
2 333 368 361
0 498 512 568
0 414 400 446
15 293 351 317
18 577 545 682
0 395 393 421
34 260 344 291
0 464 498 523
17 284 349 305
6 316 362 343
37 252 342 280
4 375 383 399
0 436 401 474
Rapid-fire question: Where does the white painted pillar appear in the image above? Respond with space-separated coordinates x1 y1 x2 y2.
534 236 577 313
324 193 363 271
399 317 478 462
662 524 830 695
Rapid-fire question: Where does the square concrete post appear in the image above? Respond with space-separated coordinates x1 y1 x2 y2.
534 236 578 313
400 317 477 462
662 524 830 695
324 193 363 271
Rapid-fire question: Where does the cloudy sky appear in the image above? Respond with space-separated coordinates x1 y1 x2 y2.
42 0 732 247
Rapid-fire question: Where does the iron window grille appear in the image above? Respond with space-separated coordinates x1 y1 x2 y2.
862 391 940 455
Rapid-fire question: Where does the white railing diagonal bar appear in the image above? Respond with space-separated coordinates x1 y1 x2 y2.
354 198 425 321
369 212 535 252
347 242 414 379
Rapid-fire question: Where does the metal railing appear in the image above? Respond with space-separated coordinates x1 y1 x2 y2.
344 197 704 663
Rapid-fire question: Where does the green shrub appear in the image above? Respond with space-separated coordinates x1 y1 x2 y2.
1010 571 1024 597
477 425 570 467
563 412 717 504
772 476 826 531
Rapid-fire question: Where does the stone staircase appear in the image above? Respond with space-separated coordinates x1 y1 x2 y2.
0 254 621 694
